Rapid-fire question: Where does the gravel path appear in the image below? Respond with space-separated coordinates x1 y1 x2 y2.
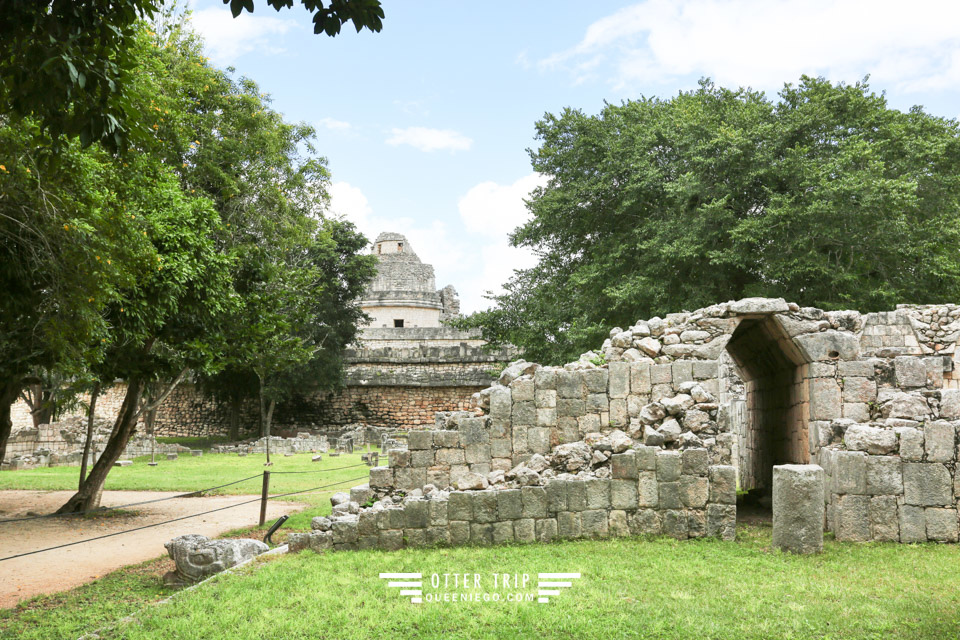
0 490 305 609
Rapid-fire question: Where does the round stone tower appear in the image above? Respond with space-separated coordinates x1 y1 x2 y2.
361 232 460 328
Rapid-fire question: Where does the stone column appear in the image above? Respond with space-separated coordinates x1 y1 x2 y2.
772 464 824 554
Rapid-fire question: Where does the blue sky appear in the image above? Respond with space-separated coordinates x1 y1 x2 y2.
188 0 960 313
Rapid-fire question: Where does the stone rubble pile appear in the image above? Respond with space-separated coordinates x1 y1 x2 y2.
209 432 329 455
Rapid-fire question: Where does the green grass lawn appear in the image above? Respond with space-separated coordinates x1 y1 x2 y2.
5 524 959 640
0 450 376 528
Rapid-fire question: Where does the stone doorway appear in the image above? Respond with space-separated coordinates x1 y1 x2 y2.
725 316 811 518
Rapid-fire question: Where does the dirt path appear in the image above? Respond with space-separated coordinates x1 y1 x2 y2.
0 490 305 609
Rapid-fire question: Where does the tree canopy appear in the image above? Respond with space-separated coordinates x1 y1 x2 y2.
0 0 384 150
459 77 960 365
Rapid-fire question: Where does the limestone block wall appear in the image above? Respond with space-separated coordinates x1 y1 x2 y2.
290 297 960 556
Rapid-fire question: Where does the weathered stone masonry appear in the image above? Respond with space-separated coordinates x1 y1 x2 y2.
288 298 960 554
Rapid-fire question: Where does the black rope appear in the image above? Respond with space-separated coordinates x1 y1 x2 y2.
269 463 367 474
0 473 264 524
0 476 369 562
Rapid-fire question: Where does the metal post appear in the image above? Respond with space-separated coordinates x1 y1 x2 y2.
259 470 271 527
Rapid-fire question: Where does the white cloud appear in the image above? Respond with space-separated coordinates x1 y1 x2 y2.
386 127 473 152
190 7 294 65
458 173 546 238
541 0 960 93
316 117 352 132
329 177 543 314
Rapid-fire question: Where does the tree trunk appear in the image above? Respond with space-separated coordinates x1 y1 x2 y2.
259 385 276 464
228 395 240 441
79 382 100 489
57 377 144 513
0 380 20 467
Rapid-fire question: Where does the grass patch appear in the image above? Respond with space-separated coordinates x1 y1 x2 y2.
4 525 960 639
0 450 375 530
0 554 176 640
95 526 960 640
155 435 232 450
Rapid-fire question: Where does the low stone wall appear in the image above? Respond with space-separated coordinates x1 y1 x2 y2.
287 297 960 556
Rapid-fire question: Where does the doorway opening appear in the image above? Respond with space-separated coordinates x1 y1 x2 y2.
725 317 809 521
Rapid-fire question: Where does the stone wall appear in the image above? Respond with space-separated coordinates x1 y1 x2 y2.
288 297 960 555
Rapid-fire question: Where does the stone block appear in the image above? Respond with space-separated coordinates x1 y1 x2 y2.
709 465 737 504
839 360 874 377
895 356 927 388
681 448 709 476
941 389 960 419
490 437 512 459
706 504 737 541
587 393 609 413
521 486 548 518
557 371 586 398
925 507 959 542
492 521 515 545
411 449 435 467
869 495 899 542
611 452 638 479
842 403 871 423
448 491 472 521
903 463 953 506
434 430 460 448
844 425 897 455
427 526 450 546
557 399 586 418
407 431 433 450
558 511 582 538
514 518 536 543
834 494 871 542
510 377 535 402
659 482 681 509
534 368 557 390
567 480 587 511
351 484 374 507
511 402 536 427
544 480 568 512
630 362 653 393
497 489 523 520
662 510 688 540
609 362 630 398
535 389 557 409
609 510 630 537
581 509 609 538
404 528 427 548
679 476 709 508
429 500 448 526
627 509 660 536
637 471 659 507
449 521 471 546
369 466 394 489
794 330 860 362
656 450 682 481
394 468 426 491
635 445 658 471
527 427 551 455
436 448 466 466
489 386 512 421
842 377 877 403
897 427 924 461
389 449 411 468
925 421 955 462
611 479 639 509
585 478 611 509
464 443 491 465
899 505 927 543
536 517 559 542
470 523 494 545
378 529 404 551
459 417 490 445
536 408 557 427
609 398 628 427
832 451 867 495
427 469 450 489
809 378 842 421
332 518 359 545
692 360 719 380
865 455 903 495
402 500 428 529
583 369 608 393
471 491 498 523
772 465 824 553
511 429 528 456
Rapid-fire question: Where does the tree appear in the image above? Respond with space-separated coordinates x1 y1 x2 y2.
0 0 384 150
460 77 960 365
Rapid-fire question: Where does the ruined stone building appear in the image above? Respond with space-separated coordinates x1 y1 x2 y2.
288 298 960 553
6 232 513 466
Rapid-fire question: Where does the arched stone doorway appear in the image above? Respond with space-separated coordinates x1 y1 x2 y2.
725 316 811 496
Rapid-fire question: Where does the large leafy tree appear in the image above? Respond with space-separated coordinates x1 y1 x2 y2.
0 0 384 150
462 77 960 364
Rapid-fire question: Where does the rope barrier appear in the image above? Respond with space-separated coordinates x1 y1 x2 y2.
269 463 367 474
0 473 264 524
0 475 369 562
